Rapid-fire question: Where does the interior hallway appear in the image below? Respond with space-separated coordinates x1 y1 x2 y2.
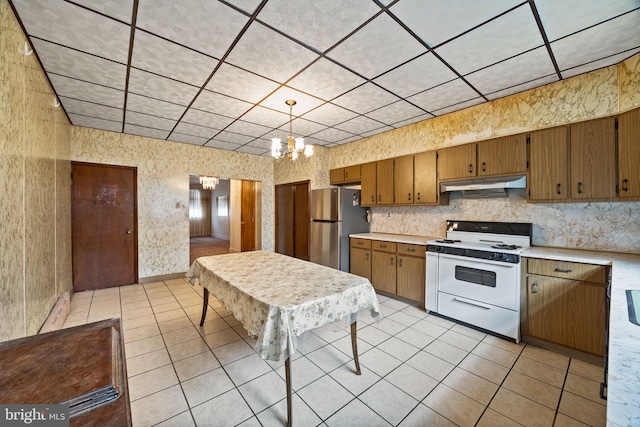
189 237 230 265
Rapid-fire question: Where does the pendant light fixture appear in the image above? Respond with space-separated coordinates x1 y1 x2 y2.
271 99 313 162
199 176 219 190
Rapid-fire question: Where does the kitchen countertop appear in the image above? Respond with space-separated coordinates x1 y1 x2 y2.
523 247 640 427
349 232 440 246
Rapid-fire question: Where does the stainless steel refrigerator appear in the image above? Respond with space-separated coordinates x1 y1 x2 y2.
310 188 370 272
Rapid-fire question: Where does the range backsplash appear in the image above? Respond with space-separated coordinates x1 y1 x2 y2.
369 190 640 254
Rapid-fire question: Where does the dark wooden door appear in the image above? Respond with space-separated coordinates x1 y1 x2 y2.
293 182 309 261
241 180 256 252
275 181 309 260
72 163 137 291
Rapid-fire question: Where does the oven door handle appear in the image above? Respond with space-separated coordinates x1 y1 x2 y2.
452 296 492 310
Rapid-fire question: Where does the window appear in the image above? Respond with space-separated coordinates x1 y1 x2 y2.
189 189 202 220
217 195 228 217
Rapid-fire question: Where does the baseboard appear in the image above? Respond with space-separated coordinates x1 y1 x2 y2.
40 291 71 333
521 335 604 366
138 272 188 284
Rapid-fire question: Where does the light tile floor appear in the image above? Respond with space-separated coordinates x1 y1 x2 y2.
63 279 607 427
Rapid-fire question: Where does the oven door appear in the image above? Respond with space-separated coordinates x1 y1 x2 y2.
437 253 519 310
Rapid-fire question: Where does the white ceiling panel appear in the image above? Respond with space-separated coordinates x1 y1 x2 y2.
191 90 252 117
536 0 640 42
59 97 122 122
68 114 122 133
224 0 263 15
167 132 209 146
259 87 325 115
214 131 255 145
551 10 640 72
310 127 355 143
257 0 379 52
172 122 219 139
12 0 130 63
435 4 544 75
225 21 319 83
334 116 386 134
390 0 523 47
125 111 177 131
465 47 557 95
48 74 124 108
205 63 280 104
240 106 292 128
361 126 394 137
124 124 170 140
407 79 480 113
486 74 558 101
365 100 426 125
131 31 218 86
182 109 235 130
285 119 327 136
224 120 271 138
560 48 640 80
205 140 243 151
235 145 269 156
287 58 367 101
432 97 484 116
326 13 426 79
126 93 186 120
373 52 458 98
332 83 400 114
31 39 127 90
128 68 200 106
301 103 359 127
247 139 273 150
74 0 134 23
392 113 434 128
136 0 248 58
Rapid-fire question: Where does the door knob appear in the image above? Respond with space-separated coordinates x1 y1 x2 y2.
126 229 132 234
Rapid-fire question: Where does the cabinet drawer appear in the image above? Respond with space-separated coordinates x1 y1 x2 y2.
397 243 426 256
527 258 607 284
351 238 371 249
372 240 396 252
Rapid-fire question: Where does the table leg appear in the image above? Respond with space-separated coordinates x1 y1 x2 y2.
200 288 209 326
351 322 361 375
285 356 292 427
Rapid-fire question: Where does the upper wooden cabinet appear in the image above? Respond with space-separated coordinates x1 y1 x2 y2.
362 159 393 206
437 143 477 181
569 117 617 200
361 162 377 206
618 108 640 199
528 127 569 201
414 151 439 205
394 155 414 205
329 165 361 185
478 134 527 176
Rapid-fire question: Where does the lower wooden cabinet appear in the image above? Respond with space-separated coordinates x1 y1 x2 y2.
350 243 372 283
397 253 425 304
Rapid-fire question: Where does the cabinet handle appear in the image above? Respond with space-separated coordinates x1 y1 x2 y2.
482 162 486 172
417 192 421 201
345 171 349 179
357 241 363 246
378 195 381 202
380 244 387 248
622 179 628 192
407 248 416 252
408 193 411 201
532 282 538 294
554 267 573 273
556 183 561 195
390 257 394 265
371 195 375 202
469 164 473 174
577 182 582 194
399 258 403 267
365 253 369 261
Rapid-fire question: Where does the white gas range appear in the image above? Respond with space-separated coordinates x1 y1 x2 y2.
426 220 532 342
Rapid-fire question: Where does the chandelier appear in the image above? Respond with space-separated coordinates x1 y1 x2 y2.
199 176 219 190
271 99 313 162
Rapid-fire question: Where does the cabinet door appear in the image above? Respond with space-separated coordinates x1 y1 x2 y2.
526 276 606 356
344 165 361 183
397 256 425 304
528 127 569 201
372 251 396 294
361 162 377 206
329 168 344 185
414 151 438 204
376 159 394 205
569 117 617 199
350 247 371 282
394 155 414 205
437 144 477 180
618 108 640 199
478 134 527 176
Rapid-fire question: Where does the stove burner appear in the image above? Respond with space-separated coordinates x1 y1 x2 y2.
491 244 522 250
436 239 461 244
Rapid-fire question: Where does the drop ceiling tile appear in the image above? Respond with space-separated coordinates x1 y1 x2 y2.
301 103 359 126
224 0 263 15
126 93 186 120
191 90 252 117
310 127 355 143
465 47 556 95
392 113 433 128
365 100 426 125
131 31 218 86
68 114 122 133
260 87 324 115
205 140 243 151
125 111 177 131
12 0 130 63
334 116 385 134
235 145 269 156
332 83 399 114
246 139 273 150
287 58 367 101
551 10 640 72
136 0 247 58
124 124 170 140
326 13 426 79
128 68 200 106
535 0 639 41
214 131 255 145
390 0 522 47
486 74 558 101
182 109 235 130
435 4 544 75
173 122 219 139
167 132 209 146
225 21 319 83
303 137 332 147
48 74 124 108
373 52 458 98
31 39 127 90
74 0 134 23
284 118 327 136
334 135 362 145
431 97 485 116
561 48 640 80
257 0 380 52
239 106 290 128
407 79 479 113
224 120 272 138
59 97 122 121
361 126 394 137
205 63 280 103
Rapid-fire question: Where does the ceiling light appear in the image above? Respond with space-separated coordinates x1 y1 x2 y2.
199 176 219 190
271 100 313 162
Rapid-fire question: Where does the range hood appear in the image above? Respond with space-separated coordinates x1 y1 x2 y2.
440 175 526 199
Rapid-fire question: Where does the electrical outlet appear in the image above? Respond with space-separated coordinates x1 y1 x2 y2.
387 212 391 218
